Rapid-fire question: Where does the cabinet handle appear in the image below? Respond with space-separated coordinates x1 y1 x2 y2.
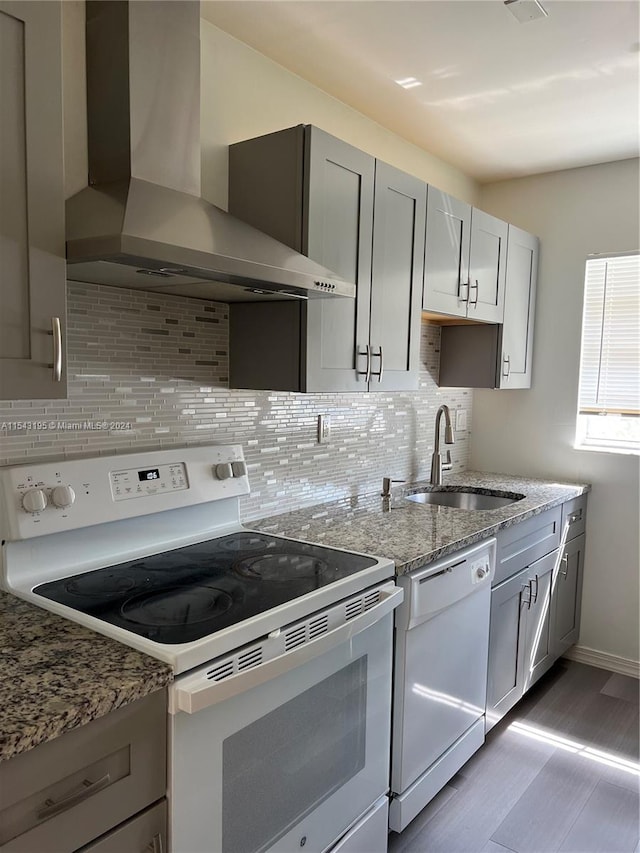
48 317 63 382
531 573 539 604
560 555 569 579
370 346 384 382
569 510 582 523
469 280 479 306
522 581 532 609
503 354 510 378
356 344 371 383
459 280 470 303
37 773 111 820
146 833 164 853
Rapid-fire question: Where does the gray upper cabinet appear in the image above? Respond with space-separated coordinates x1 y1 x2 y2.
228 125 425 393
422 188 471 318
367 161 426 391
423 188 507 324
0 0 67 400
439 224 539 389
500 225 539 389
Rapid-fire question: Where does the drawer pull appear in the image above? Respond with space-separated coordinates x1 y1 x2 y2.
560 555 569 579
569 510 582 523
356 344 371 383
146 833 164 853
531 573 539 604
37 773 111 820
49 316 63 382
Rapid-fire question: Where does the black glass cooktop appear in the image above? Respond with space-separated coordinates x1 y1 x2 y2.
34 532 377 644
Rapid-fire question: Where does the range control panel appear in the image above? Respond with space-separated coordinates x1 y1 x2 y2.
0 445 249 541
110 462 189 501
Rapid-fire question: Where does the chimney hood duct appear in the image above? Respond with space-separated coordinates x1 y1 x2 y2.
65 0 355 302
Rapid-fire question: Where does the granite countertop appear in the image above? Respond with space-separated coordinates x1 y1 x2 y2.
252 470 590 574
0 592 173 763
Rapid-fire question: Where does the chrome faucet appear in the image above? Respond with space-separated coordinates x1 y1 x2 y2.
430 405 455 485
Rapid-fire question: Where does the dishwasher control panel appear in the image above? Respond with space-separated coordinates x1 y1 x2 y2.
395 538 496 631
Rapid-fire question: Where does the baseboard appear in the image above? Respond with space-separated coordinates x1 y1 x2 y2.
563 645 640 679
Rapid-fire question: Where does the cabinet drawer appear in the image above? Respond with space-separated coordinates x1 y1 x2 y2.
561 495 587 542
0 691 166 853
77 800 166 853
494 507 562 586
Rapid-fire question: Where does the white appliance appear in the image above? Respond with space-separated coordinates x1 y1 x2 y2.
389 538 496 833
0 445 402 853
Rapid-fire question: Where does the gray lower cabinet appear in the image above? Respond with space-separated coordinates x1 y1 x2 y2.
422 188 507 324
486 566 529 728
486 549 557 730
551 534 586 659
228 125 425 392
439 224 539 389
486 498 587 731
0 691 166 852
0 0 67 400
550 495 588 658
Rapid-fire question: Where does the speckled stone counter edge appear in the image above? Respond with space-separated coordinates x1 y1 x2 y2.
251 470 591 575
0 593 173 763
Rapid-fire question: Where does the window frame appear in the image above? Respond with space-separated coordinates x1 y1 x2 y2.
574 251 640 456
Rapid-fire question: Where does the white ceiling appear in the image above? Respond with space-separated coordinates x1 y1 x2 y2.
201 0 640 182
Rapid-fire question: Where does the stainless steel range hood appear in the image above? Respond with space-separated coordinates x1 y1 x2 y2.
65 1 354 302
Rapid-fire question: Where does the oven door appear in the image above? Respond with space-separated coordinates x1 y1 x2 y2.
168 584 401 853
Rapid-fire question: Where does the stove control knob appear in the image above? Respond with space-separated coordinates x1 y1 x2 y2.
231 461 247 478
215 463 233 480
22 489 48 514
476 566 488 579
51 485 76 508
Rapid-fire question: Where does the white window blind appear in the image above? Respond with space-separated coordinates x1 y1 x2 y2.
576 253 639 453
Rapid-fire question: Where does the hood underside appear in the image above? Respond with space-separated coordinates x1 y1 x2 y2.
66 178 354 302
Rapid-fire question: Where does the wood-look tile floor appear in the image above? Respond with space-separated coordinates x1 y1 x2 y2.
388 661 640 853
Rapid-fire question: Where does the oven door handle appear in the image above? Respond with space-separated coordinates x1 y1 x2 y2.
169 584 403 715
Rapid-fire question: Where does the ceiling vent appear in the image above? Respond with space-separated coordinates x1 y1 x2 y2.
504 0 548 24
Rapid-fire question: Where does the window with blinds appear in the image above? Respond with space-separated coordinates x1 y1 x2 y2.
576 253 639 453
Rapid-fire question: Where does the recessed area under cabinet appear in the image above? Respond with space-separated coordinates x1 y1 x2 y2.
229 125 425 393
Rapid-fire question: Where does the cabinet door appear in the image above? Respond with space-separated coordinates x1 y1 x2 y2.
304 127 375 391
468 209 507 324
551 534 585 658
486 567 529 731
523 549 557 691
368 162 426 392
499 225 539 389
422 187 471 318
0 1 66 400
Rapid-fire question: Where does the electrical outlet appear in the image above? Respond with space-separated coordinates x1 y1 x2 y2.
317 414 331 444
455 409 468 432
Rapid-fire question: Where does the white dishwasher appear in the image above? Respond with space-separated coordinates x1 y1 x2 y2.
389 538 496 833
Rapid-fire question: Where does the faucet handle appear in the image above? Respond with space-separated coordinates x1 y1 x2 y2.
381 477 405 497
442 450 453 471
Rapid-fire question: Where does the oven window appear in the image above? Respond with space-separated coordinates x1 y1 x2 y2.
222 656 367 853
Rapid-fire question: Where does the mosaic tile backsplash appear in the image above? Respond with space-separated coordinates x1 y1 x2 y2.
0 282 472 520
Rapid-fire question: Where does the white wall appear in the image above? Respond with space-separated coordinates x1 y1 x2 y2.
199 21 479 210
474 159 640 666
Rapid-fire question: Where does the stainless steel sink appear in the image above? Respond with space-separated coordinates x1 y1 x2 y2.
405 488 525 510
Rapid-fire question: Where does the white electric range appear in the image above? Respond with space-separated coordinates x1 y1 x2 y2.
0 445 401 853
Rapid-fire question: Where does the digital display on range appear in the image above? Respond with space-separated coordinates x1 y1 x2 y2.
138 468 160 482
